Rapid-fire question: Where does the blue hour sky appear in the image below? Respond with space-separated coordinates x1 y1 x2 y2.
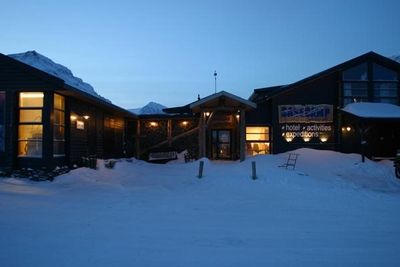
1 0 400 109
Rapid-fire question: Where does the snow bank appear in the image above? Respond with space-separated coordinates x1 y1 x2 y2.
0 149 400 266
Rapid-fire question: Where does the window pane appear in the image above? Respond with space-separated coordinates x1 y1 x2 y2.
373 64 398 81
54 94 65 110
246 142 270 155
219 131 230 142
19 92 44 107
19 109 42 123
343 83 368 97
18 125 42 139
246 127 269 141
374 83 398 97
54 110 65 125
18 140 42 156
343 63 368 81
54 126 65 140
53 141 65 155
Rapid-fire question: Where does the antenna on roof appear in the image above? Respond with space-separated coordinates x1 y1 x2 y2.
214 70 217 94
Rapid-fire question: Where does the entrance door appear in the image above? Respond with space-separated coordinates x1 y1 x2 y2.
211 130 231 159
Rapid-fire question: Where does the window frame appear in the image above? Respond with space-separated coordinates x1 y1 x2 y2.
53 94 65 156
18 92 44 157
245 126 271 155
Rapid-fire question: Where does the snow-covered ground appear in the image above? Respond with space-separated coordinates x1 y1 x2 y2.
1 148 400 267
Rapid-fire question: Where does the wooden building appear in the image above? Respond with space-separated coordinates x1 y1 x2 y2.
1 50 400 174
248 51 400 159
0 53 137 171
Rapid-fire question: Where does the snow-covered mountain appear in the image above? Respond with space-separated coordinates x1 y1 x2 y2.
8 51 111 103
390 54 400 63
129 102 167 115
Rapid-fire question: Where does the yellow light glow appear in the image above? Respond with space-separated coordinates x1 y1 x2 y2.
83 115 90 120
303 137 310 142
182 121 188 126
150 122 158 126
346 127 351 132
285 137 293 142
205 112 210 116
20 92 44 98
70 115 77 121
320 137 328 142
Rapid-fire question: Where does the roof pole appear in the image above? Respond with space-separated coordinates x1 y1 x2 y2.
214 70 217 94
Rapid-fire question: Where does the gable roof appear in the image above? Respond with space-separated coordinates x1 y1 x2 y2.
190 90 256 113
253 51 400 102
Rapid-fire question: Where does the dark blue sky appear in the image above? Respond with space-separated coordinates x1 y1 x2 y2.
2 0 400 108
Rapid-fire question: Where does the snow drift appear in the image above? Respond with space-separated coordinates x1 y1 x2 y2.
0 148 400 266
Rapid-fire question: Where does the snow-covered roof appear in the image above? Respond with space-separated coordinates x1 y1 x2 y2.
8 51 111 103
341 102 400 118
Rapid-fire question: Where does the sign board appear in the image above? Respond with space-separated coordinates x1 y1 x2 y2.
76 120 85 130
279 104 333 123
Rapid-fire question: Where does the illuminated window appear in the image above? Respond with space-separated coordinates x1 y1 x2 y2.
18 92 44 157
0 92 5 152
53 94 65 156
245 127 270 155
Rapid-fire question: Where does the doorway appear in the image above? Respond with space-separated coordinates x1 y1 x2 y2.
211 130 231 159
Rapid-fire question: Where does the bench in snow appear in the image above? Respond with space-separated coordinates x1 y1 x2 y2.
148 151 178 161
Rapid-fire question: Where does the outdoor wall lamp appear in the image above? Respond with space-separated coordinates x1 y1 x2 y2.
150 122 158 127
182 121 188 126
83 115 90 120
285 137 293 142
320 137 328 142
70 115 77 121
303 137 310 142
205 112 210 116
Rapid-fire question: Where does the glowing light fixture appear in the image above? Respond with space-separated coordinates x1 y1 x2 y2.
285 137 293 142
150 122 158 127
320 137 328 142
83 115 90 120
303 137 310 142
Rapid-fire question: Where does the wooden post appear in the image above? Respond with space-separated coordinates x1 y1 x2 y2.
198 160 204 178
252 161 257 180
240 107 246 162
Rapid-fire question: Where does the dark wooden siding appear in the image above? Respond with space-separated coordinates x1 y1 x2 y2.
0 92 14 169
0 56 64 170
271 71 340 154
